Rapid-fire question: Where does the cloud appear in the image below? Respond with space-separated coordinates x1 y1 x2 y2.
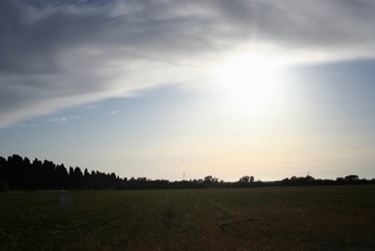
47 115 80 126
110 110 119 115
81 104 98 110
1 0 375 127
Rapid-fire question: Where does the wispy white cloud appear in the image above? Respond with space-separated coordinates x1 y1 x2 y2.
110 110 119 115
81 104 98 110
1 0 375 127
13 123 40 128
47 115 80 126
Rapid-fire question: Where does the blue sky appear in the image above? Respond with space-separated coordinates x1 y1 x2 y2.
1 0 375 180
1 60 375 180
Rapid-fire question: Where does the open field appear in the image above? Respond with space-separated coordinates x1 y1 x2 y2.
1 186 375 251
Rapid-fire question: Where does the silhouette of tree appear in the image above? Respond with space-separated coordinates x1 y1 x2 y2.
345 175 359 181
56 164 68 188
0 154 374 191
203 176 218 186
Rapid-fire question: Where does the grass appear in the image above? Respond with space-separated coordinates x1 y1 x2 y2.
1 186 375 250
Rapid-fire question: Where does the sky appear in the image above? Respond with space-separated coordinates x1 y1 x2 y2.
1 0 375 181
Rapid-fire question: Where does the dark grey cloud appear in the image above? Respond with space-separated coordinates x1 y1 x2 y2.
1 0 375 127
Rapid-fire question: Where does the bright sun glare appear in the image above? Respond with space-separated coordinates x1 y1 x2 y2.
213 53 288 116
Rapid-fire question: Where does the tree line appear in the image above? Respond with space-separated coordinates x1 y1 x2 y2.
1 154 374 191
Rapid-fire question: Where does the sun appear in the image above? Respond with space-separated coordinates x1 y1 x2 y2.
212 52 288 116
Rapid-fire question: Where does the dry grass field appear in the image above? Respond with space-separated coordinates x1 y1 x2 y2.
1 186 375 250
